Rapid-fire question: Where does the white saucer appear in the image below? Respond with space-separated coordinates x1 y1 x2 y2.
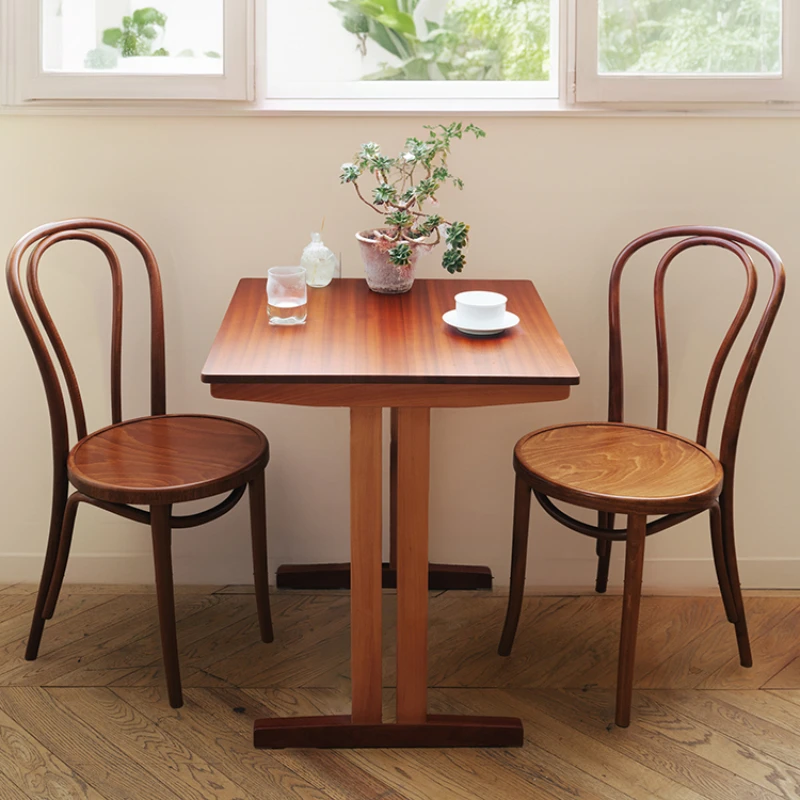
442 309 520 336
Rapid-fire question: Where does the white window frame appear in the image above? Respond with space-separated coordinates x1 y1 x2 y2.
575 0 800 104
5 0 255 103
1 0 800 113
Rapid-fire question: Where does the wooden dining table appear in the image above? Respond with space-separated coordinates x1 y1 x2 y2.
202 277 579 748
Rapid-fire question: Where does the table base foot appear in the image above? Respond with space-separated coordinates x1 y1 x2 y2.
276 563 493 591
253 714 523 749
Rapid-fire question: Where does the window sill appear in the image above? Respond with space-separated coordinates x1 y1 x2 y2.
3 97 800 117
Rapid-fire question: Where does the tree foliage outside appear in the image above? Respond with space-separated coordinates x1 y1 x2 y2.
330 0 552 81
331 0 781 82
85 7 223 68
599 0 781 74
102 7 169 58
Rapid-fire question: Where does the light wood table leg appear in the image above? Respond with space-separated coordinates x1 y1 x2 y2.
389 407 399 570
349 407 383 724
396 407 430 724
254 405 522 749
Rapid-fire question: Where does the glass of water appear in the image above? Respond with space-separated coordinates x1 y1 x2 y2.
267 267 307 325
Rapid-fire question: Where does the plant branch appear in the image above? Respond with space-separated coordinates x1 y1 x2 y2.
353 182 384 215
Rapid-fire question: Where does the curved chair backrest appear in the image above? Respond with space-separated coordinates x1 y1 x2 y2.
6 219 166 473
608 226 785 487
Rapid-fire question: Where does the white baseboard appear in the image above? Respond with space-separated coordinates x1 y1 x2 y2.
0 553 798 591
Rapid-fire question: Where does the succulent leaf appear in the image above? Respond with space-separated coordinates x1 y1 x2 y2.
442 248 466 274
445 221 469 249
389 242 413 266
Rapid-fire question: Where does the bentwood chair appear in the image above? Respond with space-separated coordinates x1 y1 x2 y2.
498 226 785 727
7 218 273 708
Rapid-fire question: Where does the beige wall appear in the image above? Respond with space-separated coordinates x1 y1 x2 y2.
0 114 797 590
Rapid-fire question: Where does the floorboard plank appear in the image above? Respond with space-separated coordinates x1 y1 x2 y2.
765 690 800 715
0 595 157 685
0 778 31 800
0 590 799 800
636 598 796 689
0 593 116 653
115 687 337 800
431 596 619 689
186 686 411 800
764 657 800 690
697 604 800 690
637 691 800 798
203 595 352 687
430 688 708 800
52 688 258 800
581 597 726 689
531 689 771 800
723 690 800 733
0 687 184 800
0 704 109 800
657 690 800 770
0 585 37 595
47 594 227 686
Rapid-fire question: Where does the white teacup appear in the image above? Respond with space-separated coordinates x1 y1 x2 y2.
454 291 507 329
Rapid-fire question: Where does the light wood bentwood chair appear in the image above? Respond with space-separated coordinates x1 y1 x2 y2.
7 219 273 708
499 226 785 727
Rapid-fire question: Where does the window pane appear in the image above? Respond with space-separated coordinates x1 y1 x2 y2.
598 0 781 75
42 0 224 75
267 0 553 85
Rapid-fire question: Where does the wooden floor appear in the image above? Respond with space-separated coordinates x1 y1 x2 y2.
1 586 800 800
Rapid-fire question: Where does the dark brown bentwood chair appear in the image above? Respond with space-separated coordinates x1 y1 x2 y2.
7 219 273 708
498 226 786 727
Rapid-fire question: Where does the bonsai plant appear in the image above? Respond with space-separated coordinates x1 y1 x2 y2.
340 121 485 293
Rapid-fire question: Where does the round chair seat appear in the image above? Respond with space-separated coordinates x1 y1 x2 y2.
514 422 723 515
68 414 269 505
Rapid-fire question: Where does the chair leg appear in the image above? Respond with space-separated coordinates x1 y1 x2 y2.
248 470 274 644
42 493 83 620
709 501 737 624
719 491 752 668
25 479 68 661
498 474 532 657
615 513 647 728
595 513 614 594
150 505 183 709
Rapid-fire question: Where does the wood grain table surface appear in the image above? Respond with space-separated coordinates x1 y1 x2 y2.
202 278 579 387
202 277 580 749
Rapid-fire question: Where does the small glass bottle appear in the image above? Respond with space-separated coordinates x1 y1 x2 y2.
300 233 339 288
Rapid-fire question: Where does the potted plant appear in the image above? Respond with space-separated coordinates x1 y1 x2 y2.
340 122 485 294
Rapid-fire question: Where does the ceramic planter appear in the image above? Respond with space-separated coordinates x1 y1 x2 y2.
356 229 432 294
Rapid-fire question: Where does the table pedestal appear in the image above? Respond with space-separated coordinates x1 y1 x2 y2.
254 406 523 749
275 562 492 590
254 715 522 749
275 409 493 591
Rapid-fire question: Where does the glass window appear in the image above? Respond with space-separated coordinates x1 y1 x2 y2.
4 0 798 108
598 0 782 76
266 0 559 99
42 0 224 75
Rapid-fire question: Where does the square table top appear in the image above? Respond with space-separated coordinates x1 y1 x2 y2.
201 278 579 387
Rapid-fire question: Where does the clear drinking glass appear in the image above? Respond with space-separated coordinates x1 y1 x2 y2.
267 267 307 325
